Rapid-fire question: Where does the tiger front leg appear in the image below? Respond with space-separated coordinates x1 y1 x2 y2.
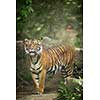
39 69 46 94
31 73 39 94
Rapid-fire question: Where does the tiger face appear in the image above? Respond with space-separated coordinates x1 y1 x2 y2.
23 39 43 56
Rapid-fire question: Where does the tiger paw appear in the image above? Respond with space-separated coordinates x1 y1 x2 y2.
32 90 40 95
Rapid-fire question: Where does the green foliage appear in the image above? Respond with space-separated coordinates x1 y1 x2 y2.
56 80 83 100
17 0 83 40
17 0 33 34
75 37 81 47
21 71 32 81
17 0 33 20
16 43 32 85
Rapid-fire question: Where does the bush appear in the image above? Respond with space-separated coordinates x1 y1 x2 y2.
56 79 83 100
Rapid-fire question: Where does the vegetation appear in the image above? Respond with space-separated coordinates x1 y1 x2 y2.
17 0 83 46
56 79 83 100
16 0 83 99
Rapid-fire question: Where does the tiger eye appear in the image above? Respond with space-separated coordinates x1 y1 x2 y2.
37 47 40 51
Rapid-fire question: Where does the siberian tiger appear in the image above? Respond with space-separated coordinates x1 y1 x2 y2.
23 38 75 94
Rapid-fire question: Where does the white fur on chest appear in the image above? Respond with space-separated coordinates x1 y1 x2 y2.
31 59 42 71
31 63 39 70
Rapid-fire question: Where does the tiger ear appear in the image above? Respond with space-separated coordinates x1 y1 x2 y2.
37 40 42 45
38 37 43 40
40 37 43 40
23 38 28 44
38 37 43 44
24 38 28 42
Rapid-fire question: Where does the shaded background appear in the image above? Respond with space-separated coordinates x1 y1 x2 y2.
16 0 83 99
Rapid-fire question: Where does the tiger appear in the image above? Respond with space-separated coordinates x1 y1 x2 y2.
23 38 75 94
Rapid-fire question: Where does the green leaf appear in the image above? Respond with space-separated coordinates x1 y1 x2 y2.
17 17 21 21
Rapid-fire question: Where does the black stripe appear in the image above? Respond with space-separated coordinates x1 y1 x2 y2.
66 67 72 73
30 67 35 71
67 70 73 75
63 75 67 78
30 55 40 65
53 48 63 65
67 73 73 77
53 65 57 74
34 55 40 65
31 69 42 75
38 70 42 74
35 77 39 80
47 66 53 73
58 46 64 53
56 46 63 54
58 66 60 72
36 66 41 70
52 48 61 64
55 65 57 71
50 49 56 64
48 49 54 66
31 71 38 75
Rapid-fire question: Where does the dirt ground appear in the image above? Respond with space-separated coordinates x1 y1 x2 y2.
17 93 57 100
16 73 62 100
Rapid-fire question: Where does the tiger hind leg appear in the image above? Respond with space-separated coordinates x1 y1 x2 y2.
61 65 73 85
61 66 67 85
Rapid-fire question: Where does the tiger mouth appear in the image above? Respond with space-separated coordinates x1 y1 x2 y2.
29 51 36 53
29 51 37 56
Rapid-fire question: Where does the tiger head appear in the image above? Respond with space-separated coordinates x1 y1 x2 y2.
23 39 43 56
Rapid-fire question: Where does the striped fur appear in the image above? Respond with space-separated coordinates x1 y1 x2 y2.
23 39 75 94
